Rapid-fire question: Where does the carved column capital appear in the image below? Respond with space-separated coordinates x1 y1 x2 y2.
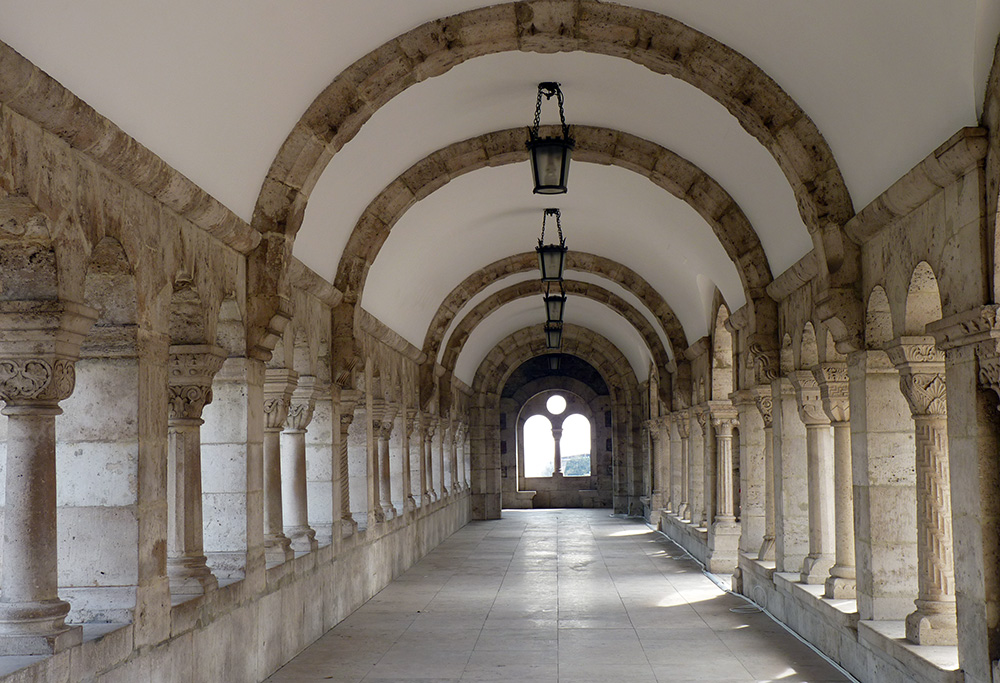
285 375 319 432
424 414 438 439
885 337 947 417
751 385 774 428
377 403 398 440
167 344 227 421
263 368 299 431
694 408 709 435
0 300 97 409
788 370 829 426
404 408 418 435
676 412 691 440
812 362 850 423
646 420 661 442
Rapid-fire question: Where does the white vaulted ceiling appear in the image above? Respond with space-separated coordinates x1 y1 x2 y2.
2 0 996 384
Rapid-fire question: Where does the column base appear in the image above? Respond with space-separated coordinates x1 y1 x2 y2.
824 574 856 599
286 526 318 553
677 503 689 520
404 496 417 512
800 553 836 585
264 534 294 564
338 517 358 538
167 555 218 596
380 504 398 521
0 599 82 655
906 601 957 646
757 536 775 561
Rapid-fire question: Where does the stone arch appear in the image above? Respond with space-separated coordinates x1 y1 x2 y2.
865 285 893 350
423 251 688 363
335 127 774 304
983 30 1000 300
471 322 642 516
799 322 819 369
903 261 943 335
440 278 671 377
82 236 138 354
710 303 733 400
256 1 853 283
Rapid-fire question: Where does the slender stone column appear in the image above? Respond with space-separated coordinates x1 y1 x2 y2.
262 368 297 564
282 375 319 553
814 363 855 599
0 300 95 654
695 409 711 527
712 411 739 525
438 421 450 496
377 403 397 520
166 344 226 595
647 420 663 511
402 409 417 511
450 422 463 492
886 337 956 646
668 415 682 514
335 388 360 537
788 370 836 585
658 417 671 513
425 416 439 501
753 388 776 561
677 414 691 520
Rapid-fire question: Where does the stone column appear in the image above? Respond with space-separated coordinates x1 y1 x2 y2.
0 300 95 654
402 409 417 511
166 344 226 596
695 408 712 527
813 363 855 599
771 376 809 574
677 414 691 520
281 375 319 553
335 388 359 537
262 368 297 564
788 370 836 585
731 389 764 555
886 337 956 646
377 403 397 520
552 424 564 476
712 410 739 525
425 416 438 501
668 415 682 514
753 388 775 561
648 420 663 511
438 421 450 496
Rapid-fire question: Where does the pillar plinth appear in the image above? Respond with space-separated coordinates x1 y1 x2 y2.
282 375 319 553
0 300 95 654
789 370 836 585
166 345 226 596
886 337 956 646
263 368 297 564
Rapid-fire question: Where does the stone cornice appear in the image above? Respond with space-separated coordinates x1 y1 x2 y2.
846 127 988 245
358 309 426 364
766 250 819 302
289 258 344 308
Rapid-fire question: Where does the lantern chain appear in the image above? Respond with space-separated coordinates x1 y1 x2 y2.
531 82 570 140
539 208 565 246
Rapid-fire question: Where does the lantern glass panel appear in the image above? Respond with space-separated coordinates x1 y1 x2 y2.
537 244 567 282
544 294 566 323
528 138 573 194
545 323 563 349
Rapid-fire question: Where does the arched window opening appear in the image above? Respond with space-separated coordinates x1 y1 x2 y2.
524 414 555 477
561 414 592 476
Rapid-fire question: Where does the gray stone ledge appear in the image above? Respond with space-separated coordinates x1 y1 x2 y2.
858 620 962 683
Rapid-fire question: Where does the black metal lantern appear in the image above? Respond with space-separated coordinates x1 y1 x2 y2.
537 208 567 282
548 354 561 371
544 282 566 324
544 322 563 349
527 82 574 195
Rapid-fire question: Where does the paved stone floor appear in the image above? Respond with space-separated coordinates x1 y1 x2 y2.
265 509 852 682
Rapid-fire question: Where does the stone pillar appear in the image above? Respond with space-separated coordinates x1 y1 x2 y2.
262 368 297 564
438 421 450 496
886 337 956 646
0 300 95 654
335 388 359 537
712 411 739 524
668 415 682 514
305 381 335 546
368 398 385 524
677 414 691 520
166 345 226 596
376 403 397 520
788 370 836 585
731 389 765 555
753 388 775 561
813 362 855 599
281 375 319 553
451 422 465 493
772 377 809 574
402 409 417 512
425 416 438 501
648 419 663 511
552 424 564 476
695 408 712 527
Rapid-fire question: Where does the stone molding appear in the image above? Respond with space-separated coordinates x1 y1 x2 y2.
284 375 319 432
787 370 828 426
263 368 299 431
167 345 227 421
812 362 850 423
885 337 947 417
676 412 691 440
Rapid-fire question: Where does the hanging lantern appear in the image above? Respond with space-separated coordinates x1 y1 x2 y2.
548 354 561 371
544 282 566 323
544 322 563 349
527 82 574 194
537 208 567 282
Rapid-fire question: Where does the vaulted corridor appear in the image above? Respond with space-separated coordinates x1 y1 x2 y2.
266 509 849 682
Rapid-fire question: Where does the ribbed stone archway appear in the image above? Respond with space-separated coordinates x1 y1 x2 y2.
441 278 671 375
333 127 774 304
254 0 854 283
423 251 688 364
469 323 642 518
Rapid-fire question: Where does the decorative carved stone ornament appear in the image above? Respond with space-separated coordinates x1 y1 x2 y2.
285 376 319 432
886 337 947 417
813 362 850 423
788 371 828 425
167 345 226 421
263 368 299 430
0 358 76 403
753 389 774 429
